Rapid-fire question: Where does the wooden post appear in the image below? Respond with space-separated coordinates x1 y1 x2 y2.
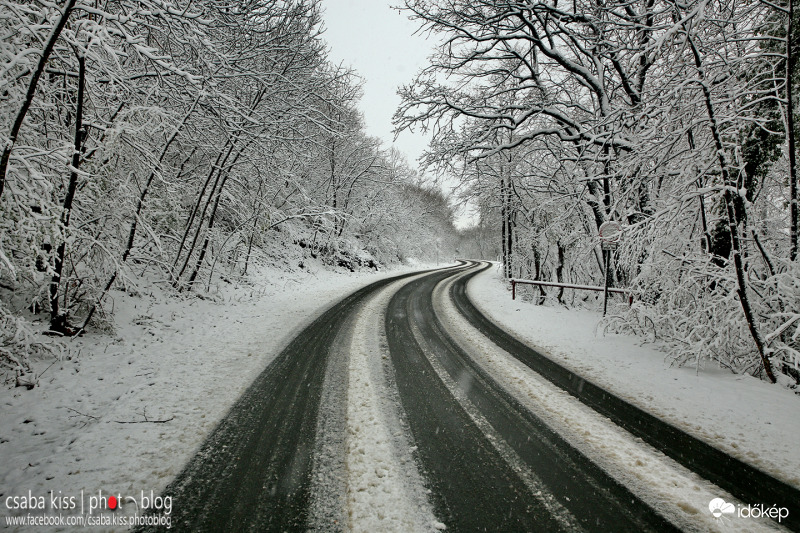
603 250 610 317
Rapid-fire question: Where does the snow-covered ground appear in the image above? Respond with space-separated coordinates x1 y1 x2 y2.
0 259 432 529
467 263 800 491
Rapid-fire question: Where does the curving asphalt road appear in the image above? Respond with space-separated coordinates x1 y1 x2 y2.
147 261 798 532
384 265 677 532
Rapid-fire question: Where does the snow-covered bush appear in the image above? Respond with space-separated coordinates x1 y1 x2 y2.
0 304 65 385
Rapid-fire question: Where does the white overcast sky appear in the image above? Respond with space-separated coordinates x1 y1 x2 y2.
320 0 433 165
320 1 479 228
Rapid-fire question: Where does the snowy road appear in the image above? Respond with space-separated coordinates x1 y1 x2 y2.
151 262 797 532
143 268 430 531
450 264 800 532
385 266 675 531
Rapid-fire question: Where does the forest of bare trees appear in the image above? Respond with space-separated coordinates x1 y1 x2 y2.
396 0 799 384
0 0 458 375
3 0 797 387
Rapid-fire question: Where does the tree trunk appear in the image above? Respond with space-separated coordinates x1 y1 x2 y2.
172 140 235 276
687 128 712 252
556 241 565 305
533 247 546 304
500 173 515 279
127 98 198 264
0 0 77 201
243 213 258 276
508 205 515 278
500 177 509 277
173 86 267 282
585 180 607 230
172 126 255 288
242 180 264 277
181 136 257 289
186 178 227 288
50 53 85 332
787 0 798 260
686 32 777 383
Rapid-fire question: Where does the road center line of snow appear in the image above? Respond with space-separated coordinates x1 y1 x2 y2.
436 269 785 533
341 272 443 532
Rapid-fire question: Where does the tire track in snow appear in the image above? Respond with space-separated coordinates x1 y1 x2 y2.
386 265 675 531
306 308 352 531
385 267 566 531
404 308 583 532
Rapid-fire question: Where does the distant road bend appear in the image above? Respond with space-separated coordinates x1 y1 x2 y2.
149 261 799 532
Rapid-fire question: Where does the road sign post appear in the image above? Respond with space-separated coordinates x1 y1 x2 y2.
603 248 612 316
598 221 622 317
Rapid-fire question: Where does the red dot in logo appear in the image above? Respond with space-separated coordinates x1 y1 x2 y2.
108 496 117 510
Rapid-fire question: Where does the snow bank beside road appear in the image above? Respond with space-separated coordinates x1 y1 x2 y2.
0 262 433 529
468 264 800 489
